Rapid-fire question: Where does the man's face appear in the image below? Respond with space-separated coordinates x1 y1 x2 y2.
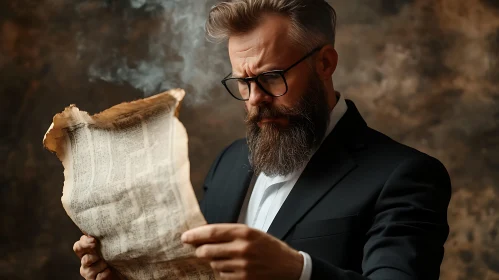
228 14 330 176
228 14 315 124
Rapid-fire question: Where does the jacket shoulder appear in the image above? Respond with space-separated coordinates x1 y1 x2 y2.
363 127 448 171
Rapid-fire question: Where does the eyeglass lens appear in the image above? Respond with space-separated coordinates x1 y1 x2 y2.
224 72 287 100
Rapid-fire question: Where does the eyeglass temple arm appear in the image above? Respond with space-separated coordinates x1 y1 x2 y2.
222 73 232 80
283 46 323 73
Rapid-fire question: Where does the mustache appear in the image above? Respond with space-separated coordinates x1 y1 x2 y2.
245 104 305 124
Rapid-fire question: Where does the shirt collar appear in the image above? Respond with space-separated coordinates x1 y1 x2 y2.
323 92 347 145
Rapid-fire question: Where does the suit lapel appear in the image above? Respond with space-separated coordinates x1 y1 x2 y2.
266 134 356 240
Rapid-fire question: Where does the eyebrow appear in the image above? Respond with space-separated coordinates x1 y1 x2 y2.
231 64 285 78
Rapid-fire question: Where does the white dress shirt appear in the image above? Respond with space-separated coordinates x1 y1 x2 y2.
237 93 348 280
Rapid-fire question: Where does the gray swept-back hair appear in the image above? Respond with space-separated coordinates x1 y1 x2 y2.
205 0 337 52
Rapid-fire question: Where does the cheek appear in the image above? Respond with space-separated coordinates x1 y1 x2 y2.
244 102 258 118
283 75 310 105
244 102 251 113
277 89 301 108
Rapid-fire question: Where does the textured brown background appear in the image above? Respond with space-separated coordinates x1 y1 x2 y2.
1 0 498 279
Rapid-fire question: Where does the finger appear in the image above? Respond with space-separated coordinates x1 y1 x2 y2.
81 253 101 268
74 235 97 259
196 242 249 259
182 224 252 245
96 268 113 280
210 259 249 272
81 259 108 280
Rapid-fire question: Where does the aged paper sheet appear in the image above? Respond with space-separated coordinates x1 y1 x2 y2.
43 89 216 279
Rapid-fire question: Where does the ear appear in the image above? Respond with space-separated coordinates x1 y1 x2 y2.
315 45 338 80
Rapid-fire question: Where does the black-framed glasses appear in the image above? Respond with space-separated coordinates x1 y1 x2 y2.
221 46 323 101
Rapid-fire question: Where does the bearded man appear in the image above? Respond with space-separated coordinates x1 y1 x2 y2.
73 1 451 279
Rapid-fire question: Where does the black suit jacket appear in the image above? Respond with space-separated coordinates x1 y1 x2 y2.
200 100 451 280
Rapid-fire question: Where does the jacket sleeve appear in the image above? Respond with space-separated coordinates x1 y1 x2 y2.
311 155 452 280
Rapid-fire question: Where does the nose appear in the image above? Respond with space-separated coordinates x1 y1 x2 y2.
247 81 272 107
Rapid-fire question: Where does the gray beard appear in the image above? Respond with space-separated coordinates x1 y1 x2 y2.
245 81 330 176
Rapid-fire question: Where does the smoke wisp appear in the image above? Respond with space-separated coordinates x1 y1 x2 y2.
82 0 228 104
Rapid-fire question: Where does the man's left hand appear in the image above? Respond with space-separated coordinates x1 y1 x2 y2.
181 224 303 280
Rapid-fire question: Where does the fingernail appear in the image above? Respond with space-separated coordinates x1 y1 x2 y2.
181 233 188 242
88 236 95 242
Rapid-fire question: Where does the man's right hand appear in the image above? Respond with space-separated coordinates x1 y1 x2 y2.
73 235 121 280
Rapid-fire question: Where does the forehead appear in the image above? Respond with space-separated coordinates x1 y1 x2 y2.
227 14 300 75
